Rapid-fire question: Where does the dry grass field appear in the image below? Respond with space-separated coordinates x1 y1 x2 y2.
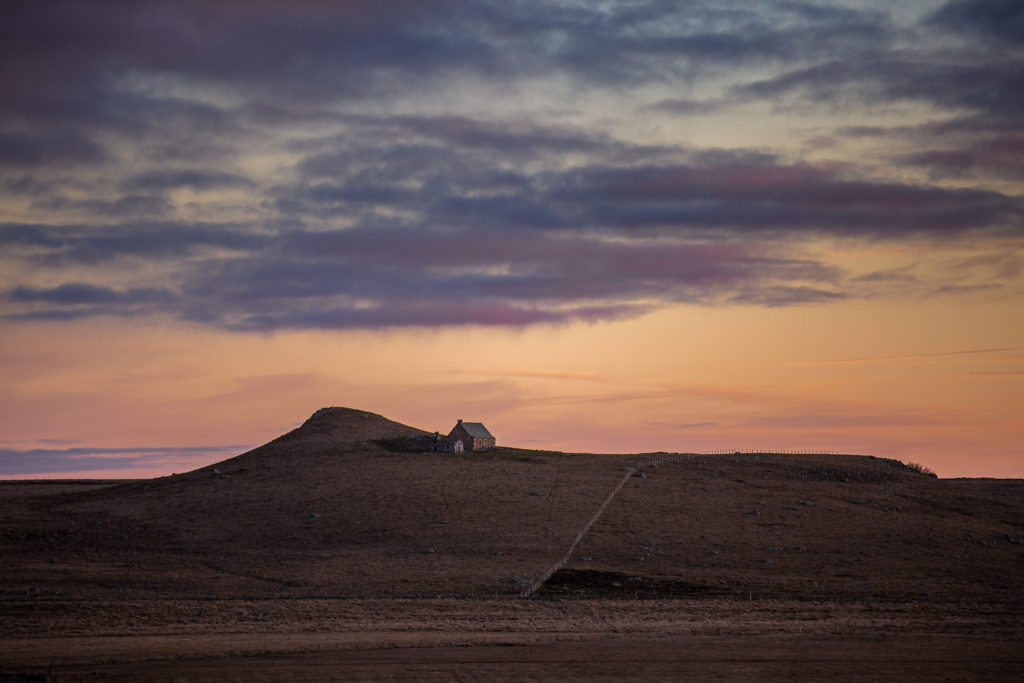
1 407 1022 680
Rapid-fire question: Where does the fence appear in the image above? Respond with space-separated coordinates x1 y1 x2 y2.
667 449 852 456
518 466 635 598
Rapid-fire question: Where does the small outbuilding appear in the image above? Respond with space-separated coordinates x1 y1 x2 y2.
447 419 496 452
431 437 464 453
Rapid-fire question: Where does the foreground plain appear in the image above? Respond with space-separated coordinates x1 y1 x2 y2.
2 408 1022 680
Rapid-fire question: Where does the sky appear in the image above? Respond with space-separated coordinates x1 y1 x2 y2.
1 0 1022 479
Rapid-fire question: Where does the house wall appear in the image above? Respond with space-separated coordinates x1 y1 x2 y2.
447 424 495 452
449 424 471 451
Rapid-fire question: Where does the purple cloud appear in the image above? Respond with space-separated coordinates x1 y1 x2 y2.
7 283 173 305
0 445 248 476
126 169 256 192
896 135 1024 179
0 1 1020 332
928 0 1024 45
0 130 107 167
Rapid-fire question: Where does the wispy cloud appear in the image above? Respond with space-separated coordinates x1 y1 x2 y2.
0 1 1020 332
783 346 1024 367
0 445 250 477
967 370 1024 377
649 421 719 429
497 370 603 382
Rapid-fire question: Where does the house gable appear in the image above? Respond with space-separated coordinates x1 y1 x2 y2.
447 419 496 451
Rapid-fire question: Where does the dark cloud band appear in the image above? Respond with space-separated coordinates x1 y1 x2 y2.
0 0 1020 331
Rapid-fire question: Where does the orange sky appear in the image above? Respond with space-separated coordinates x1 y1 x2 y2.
2 289 1021 478
1 1 1022 478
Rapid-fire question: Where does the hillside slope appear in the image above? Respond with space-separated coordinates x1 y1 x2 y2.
2 407 631 598
547 453 1023 602
1 408 1021 606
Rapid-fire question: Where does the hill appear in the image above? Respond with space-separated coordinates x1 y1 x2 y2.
545 452 1023 602
2 407 1023 679
2 406 1021 605
1 408 634 599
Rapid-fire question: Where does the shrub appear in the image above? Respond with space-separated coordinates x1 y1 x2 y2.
905 461 938 478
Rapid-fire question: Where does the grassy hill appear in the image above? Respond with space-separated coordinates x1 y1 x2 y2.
2 407 1022 606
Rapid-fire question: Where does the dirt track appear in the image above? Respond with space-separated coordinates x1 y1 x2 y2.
3 599 1022 681
7 637 1022 681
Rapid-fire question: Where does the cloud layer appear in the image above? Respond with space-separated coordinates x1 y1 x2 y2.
0 445 248 476
1 0 1021 329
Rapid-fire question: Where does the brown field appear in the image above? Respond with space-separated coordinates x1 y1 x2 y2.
1 407 1022 680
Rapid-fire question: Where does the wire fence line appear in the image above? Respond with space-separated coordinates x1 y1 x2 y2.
638 450 869 468
655 449 859 457
518 466 635 598
519 449 870 599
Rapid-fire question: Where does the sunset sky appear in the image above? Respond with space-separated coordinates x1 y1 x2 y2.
1 0 1021 478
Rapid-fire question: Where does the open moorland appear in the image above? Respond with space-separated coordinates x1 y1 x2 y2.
1 407 1022 680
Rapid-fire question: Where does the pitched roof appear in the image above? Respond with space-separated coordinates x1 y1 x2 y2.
459 421 494 439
